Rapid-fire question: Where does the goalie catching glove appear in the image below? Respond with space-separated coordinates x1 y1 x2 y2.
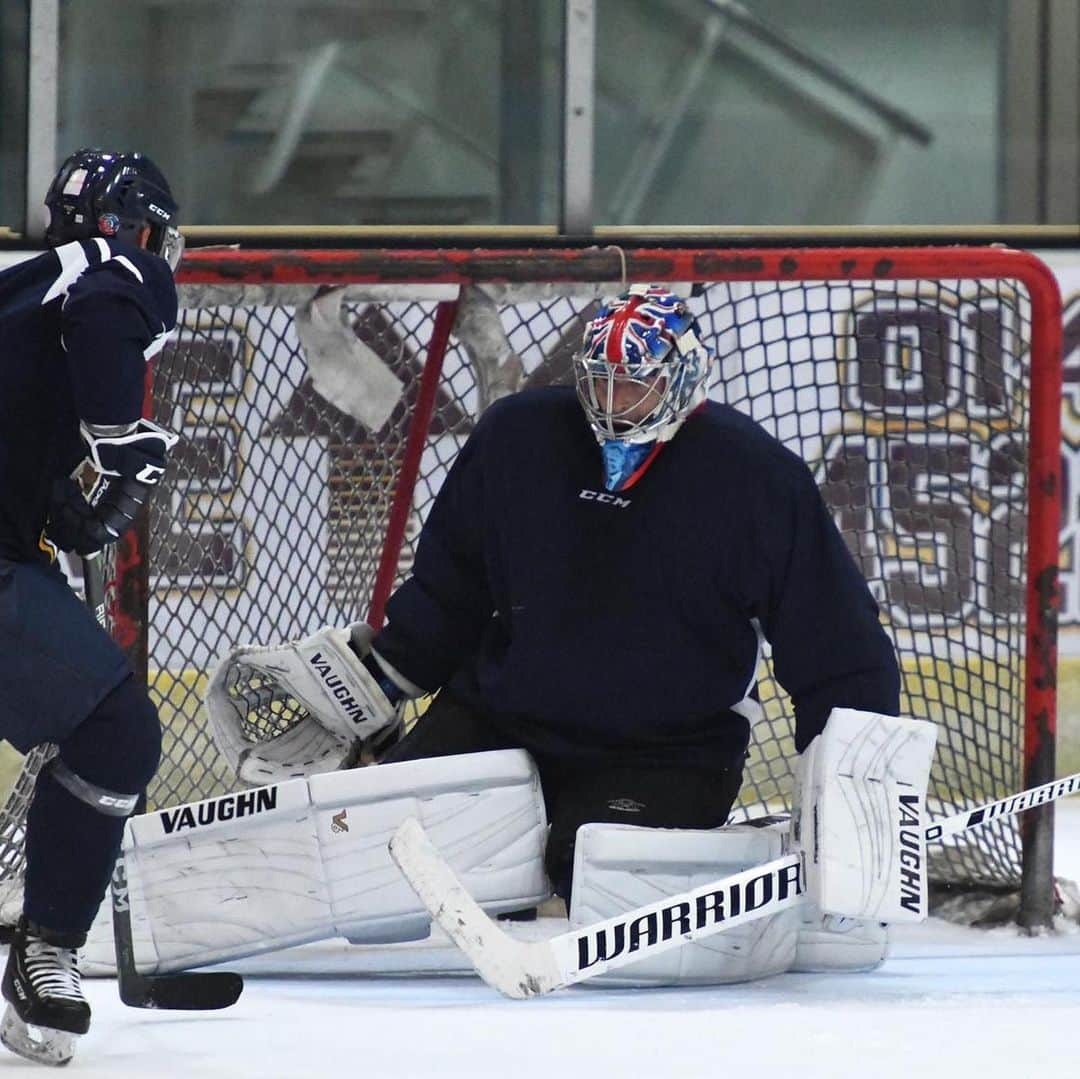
206 623 419 786
45 419 178 555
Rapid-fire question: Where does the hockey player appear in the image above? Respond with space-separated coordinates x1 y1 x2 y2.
194 285 931 988
283 284 905 895
0 148 181 1065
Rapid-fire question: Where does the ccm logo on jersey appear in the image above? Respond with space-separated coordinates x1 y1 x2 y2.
897 792 923 915
159 787 278 835
579 489 631 508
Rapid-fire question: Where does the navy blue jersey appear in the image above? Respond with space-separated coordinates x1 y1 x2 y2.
375 386 900 771
0 238 177 561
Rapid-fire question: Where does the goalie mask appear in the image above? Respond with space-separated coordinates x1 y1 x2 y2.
574 285 711 447
45 148 184 271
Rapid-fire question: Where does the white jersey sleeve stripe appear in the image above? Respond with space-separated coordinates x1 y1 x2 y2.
41 241 89 306
144 325 171 361
730 618 766 727
112 254 145 284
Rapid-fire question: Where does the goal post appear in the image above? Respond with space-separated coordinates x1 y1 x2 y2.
114 244 1070 925
0 243 1062 928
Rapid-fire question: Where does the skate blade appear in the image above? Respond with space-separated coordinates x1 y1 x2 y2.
0 1003 78 1066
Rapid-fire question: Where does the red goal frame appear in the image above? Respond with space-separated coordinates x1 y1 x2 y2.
110 244 1062 925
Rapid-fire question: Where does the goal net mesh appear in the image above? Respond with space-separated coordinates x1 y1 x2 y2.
0 247 1060 911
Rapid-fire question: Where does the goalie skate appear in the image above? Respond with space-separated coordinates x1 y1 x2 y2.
1 918 90 1066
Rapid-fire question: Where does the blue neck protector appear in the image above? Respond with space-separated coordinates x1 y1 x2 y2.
601 440 655 492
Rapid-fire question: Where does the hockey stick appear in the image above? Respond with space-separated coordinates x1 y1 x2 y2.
82 553 243 1010
389 769 1080 999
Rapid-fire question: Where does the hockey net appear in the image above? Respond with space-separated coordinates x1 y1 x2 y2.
0 245 1063 922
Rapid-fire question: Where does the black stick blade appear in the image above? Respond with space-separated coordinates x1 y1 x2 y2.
119 970 244 1011
111 852 244 1011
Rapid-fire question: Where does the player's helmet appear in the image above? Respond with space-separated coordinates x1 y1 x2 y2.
44 148 184 271
573 284 711 444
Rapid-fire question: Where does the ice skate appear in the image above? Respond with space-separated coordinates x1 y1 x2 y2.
1 917 89 1066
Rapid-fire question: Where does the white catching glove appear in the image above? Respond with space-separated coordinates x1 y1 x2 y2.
791 708 937 924
205 623 408 786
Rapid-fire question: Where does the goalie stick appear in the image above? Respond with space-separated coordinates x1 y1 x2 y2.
389 769 1080 999
82 554 243 1011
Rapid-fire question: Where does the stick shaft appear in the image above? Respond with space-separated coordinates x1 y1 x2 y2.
81 553 106 628
927 771 1080 840
80 554 243 1010
392 764 1080 996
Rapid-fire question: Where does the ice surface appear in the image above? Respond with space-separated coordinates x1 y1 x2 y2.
17 803 1080 1077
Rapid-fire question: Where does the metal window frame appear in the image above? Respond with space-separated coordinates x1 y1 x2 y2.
561 0 595 234
21 0 1078 232
1046 0 1080 223
24 0 58 241
1003 0 1080 224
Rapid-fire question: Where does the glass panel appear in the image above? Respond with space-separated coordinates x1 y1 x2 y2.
0 3 29 233
56 0 562 227
594 0 1008 226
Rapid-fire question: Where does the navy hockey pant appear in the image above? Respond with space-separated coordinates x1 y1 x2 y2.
381 691 743 899
0 559 161 933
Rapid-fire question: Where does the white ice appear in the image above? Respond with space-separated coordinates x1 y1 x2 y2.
12 804 1080 1078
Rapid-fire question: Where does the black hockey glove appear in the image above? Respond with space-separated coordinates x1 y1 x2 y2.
45 475 115 555
91 471 160 541
45 470 161 555
81 419 177 487
46 420 179 555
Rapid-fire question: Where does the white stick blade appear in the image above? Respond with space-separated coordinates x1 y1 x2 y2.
389 818 562 998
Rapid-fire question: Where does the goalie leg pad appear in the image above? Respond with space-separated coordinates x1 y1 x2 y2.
794 708 937 924
567 822 799 987
83 749 549 975
792 905 888 973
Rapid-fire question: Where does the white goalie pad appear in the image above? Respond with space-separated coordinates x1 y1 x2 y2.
568 822 800 987
794 708 938 923
82 750 549 975
792 906 888 973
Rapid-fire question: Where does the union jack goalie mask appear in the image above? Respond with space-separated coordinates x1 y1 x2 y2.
574 284 712 445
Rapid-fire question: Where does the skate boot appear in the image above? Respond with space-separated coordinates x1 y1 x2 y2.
1 917 89 1066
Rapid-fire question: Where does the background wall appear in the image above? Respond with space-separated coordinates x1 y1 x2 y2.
593 0 1001 225
8 0 1019 231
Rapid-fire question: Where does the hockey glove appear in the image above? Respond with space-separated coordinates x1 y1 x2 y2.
80 418 178 485
205 623 416 785
45 420 179 555
90 471 162 544
45 475 115 555
89 419 178 544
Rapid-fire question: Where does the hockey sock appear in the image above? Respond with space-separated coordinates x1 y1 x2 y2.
22 765 126 933
22 677 160 933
